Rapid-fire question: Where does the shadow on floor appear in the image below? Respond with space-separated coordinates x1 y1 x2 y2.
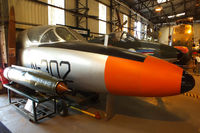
92 94 184 122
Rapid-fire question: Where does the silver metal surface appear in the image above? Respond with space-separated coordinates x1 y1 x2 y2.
17 29 34 49
3 66 61 95
20 47 108 93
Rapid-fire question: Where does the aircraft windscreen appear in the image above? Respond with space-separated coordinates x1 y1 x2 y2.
69 28 86 41
40 29 59 43
27 26 52 43
121 32 137 42
56 27 80 41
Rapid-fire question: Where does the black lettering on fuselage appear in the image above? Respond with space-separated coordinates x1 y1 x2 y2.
41 59 49 73
31 62 37 69
60 61 70 79
49 60 61 78
31 60 71 80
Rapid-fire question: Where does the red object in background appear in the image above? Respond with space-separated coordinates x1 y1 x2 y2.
95 112 101 119
174 46 189 54
193 52 198 55
0 68 9 84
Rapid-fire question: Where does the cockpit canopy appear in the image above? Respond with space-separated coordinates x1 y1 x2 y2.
89 31 138 44
104 31 138 42
17 25 86 48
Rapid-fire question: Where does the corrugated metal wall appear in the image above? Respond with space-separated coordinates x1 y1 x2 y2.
193 23 200 44
7 0 150 37
9 0 48 29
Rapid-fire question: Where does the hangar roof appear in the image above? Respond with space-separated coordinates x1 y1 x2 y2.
120 0 200 24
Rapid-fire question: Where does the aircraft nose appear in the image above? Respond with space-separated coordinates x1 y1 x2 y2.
181 71 195 93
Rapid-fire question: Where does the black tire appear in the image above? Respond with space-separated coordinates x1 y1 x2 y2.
57 100 68 116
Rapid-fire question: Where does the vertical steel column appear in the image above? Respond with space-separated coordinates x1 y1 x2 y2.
86 0 88 29
168 24 171 46
76 0 79 27
86 0 88 40
105 94 114 120
110 0 113 32
129 11 131 33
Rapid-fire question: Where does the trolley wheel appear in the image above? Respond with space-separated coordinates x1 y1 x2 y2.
29 119 38 124
57 100 68 116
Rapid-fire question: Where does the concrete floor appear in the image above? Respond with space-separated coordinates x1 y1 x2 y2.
0 70 200 133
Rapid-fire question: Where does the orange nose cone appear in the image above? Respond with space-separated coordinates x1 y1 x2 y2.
105 56 188 97
56 82 71 94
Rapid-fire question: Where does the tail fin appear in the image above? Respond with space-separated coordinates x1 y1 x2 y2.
7 6 16 66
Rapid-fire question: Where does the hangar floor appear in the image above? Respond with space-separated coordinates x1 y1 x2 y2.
0 70 200 133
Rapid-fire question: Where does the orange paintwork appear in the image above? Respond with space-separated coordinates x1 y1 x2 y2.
174 46 189 54
104 56 183 97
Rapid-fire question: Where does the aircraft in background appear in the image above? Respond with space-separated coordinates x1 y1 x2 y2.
89 31 191 65
174 46 192 65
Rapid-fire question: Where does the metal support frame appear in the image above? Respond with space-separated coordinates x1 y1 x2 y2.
5 83 57 123
134 0 198 24
95 0 150 34
26 0 152 37
194 0 199 20
29 0 95 25
75 0 89 29
105 94 114 120
133 0 173 10
169 1 176 19
110 0 113 32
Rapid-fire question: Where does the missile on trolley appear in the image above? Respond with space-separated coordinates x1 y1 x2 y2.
3 65 70 95
15 25 195 97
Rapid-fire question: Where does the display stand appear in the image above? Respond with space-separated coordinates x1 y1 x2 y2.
3 83 56 123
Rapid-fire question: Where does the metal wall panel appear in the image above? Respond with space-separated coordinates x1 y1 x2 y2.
8 0 48 29
7 0 150 37
193 23 200 44
65 0 76 27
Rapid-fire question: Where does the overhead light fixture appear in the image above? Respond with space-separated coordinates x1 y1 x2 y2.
176 12 185 17
155 6 163 12
168 15 175 18
188 17 193 20
168 12 186 19
157 0 167 4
